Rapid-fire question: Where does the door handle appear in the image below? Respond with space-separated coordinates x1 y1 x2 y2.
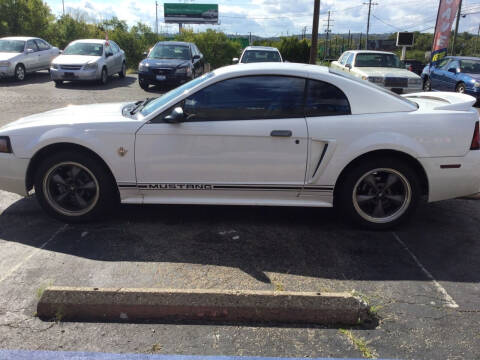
270 130 292 137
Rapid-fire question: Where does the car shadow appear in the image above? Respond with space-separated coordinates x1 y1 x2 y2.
0 71 51 86
1 196 479 284
54 74 137 90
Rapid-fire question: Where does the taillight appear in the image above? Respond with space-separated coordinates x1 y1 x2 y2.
471 121 480 150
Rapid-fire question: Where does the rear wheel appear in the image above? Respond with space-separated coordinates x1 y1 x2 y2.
335 157 420 230
34 152 118 223
423 77 431 91
456 82 466 94
119 62 126 78
14 64 25 81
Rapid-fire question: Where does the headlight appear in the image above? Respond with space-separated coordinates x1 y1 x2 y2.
0 136 12 153
367 76 384 84
408 78 422 86
0 61 10 67
474 82 480 88
176 66 192 75
83 62 98 70
51 63 59 69
139 63 149 72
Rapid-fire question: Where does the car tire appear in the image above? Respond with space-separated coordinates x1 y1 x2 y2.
54 80 63 87
119 62 126 78
139 79 149 91
456 82 466 94
34 151 118 223
335 156 421 230
99 67 108 85
423 77 431 91
14 64 26 81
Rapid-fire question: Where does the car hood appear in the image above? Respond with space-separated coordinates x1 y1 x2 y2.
355 67 421 78
0 103 131 134
53 55 101 65
143 58 191 68
0 52 22 61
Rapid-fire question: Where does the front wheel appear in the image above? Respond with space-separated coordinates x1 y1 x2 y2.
14 64 26 81
139 78 149 91
34 152 118 223
99 67 108 85
423 78 431 91
335 157 420 230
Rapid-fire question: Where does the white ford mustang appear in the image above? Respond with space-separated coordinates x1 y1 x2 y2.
0 63 479 229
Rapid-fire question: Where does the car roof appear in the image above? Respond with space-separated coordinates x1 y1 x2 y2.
1 36 38 41
346 50 395 55
244 46 280 52
155 41 192 47
70 39 107 44
213 62 324 77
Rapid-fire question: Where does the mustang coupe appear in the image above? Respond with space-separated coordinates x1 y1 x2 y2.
0 63 479 229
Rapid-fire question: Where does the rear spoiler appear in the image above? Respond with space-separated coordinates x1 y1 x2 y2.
403 92 476 111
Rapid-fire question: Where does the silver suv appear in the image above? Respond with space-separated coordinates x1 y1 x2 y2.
50 39 126 86
0 36 60 81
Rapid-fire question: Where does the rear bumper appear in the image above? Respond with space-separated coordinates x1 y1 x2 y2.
0 154 29 196
419 151 480 202
50 68 100 81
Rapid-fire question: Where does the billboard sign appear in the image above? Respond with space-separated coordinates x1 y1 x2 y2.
396 32 414 47
431 0 461 62
164 3 219 24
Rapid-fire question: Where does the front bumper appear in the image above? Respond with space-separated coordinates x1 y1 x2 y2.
50 67 99 81
138 69 193 86
0 153 29 196
0 65 15 78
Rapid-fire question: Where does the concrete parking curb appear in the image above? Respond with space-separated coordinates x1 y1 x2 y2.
37 287 370 325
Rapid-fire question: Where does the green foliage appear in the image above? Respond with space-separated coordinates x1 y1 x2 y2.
254 36 311 63
175 29 241 69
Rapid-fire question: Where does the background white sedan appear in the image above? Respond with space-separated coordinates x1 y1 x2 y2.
0 63 479 229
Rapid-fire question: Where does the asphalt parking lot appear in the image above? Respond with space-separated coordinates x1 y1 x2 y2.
0 72 479 360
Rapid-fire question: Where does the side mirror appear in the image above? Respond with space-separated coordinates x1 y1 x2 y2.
232 57 239 64
26 48 34 54
164 107 185 123
448 68 457 74
143 51 148 56
345 63 352 70
106 52 113 58
192 54 200 61
59 50 63 54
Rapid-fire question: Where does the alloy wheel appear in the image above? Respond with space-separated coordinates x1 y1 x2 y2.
16 66 25 81
352 168 412 224
43 162 100 216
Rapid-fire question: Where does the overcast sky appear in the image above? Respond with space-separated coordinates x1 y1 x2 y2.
44 0 480 37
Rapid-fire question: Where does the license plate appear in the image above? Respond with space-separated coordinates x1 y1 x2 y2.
63 72 74 78
156 75 166 81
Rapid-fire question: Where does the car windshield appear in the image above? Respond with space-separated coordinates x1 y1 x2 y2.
355 53 401 68
460 60 480 74
63 42 103 56
141 72 215 117
149 44 190 60
241 50 281 63
0 40 25 53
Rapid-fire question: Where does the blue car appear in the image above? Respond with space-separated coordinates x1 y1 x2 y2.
421 56 480 98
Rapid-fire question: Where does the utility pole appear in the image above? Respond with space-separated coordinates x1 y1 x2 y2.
475 24 480 56
249 32 252 45
323 10 333 60
364 0 378 50
359 32 363 49
62 0 65 16
347 30 351 49
451 0 463 56
155 1 158 35
309 0 321 64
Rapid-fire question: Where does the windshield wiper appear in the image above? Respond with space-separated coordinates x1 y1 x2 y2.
130 97 157 115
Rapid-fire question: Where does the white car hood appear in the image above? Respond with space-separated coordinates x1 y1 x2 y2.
1 103 130 133
356 67 421 78
53 54 101 66
0 52 21 61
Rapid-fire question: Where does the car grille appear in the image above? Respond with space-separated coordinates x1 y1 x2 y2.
60 65 82 71
153 68 174 76
385 77 408 88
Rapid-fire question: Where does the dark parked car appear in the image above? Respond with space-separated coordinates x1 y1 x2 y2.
138 41 205 90
421 56 480 97
403 59 424 75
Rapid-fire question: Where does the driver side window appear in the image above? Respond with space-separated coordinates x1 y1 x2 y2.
180 76 306 122
26 40 39 52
